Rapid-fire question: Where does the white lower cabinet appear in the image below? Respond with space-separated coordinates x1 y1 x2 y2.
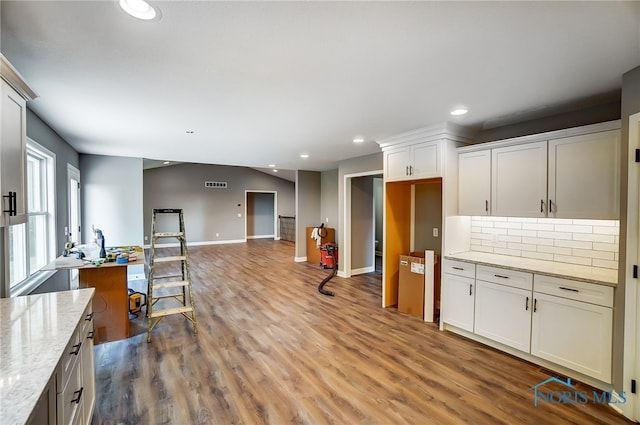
56 302 95 425
441 260 476 332
531 276 613 383
474 280 532 352
441 260 614 384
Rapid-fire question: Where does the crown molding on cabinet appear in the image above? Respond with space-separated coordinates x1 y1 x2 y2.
1 53 38 101
377 121 476 151
457 120 620 153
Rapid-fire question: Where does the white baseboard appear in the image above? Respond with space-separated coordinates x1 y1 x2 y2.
246 235 275 240
337 270 348 278
608 390 635 420
274 236 281 241
145 239 247 249
351 266 374 276
294 256 307 262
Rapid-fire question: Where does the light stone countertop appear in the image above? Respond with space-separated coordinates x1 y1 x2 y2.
0 288 95 425
444 251 618 286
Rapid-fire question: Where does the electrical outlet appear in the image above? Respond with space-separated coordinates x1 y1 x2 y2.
433 228 439 237
237 213 242 217
325 217 329 223
144 235 148 241
216 233 219 237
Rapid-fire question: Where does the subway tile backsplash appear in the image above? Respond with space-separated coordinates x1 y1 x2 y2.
470 216 619 269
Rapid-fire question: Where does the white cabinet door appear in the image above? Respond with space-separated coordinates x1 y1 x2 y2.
81 323 95 424
0 79 27 226
531 292 613 383
384 147 411 181
548 130 620 219
441 273 475 332
491 141 547 217
458 150 491 215
474 280 532 352
411 141 440 179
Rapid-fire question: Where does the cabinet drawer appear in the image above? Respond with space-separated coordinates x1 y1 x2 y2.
476 265 533 291
81 302 94 339
442 259 475 278
56 325 82 393
533 275 613 307
57 348 83 425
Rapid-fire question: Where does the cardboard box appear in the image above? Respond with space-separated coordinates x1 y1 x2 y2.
398 255 425 319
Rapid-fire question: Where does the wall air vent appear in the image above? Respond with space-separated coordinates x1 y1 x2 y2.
204 181 228 189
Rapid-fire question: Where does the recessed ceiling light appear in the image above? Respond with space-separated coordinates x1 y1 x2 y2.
450 108 468 116
300 154 309 158
353 137 365 143
163 161 170 165
119 0 159 20
273 169 278 173
186 130 194 134
268 164 276 168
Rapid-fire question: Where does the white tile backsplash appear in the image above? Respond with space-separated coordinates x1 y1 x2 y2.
469 217 620 269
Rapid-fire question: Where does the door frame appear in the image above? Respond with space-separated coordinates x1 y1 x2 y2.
244 190 277 240
622 111 640 421
342 170 383 278
67 164 81 289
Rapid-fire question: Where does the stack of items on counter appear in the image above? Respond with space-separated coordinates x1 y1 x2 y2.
105 247 139 264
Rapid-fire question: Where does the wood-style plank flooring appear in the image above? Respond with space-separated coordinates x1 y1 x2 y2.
92 240 633 424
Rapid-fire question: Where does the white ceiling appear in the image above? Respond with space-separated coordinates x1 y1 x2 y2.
2 1 639 173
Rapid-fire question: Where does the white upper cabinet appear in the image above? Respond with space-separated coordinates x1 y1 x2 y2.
457 121 620 220
548 130 620 219
384 147 413 180
1 79 27 226
383 141 441 181
491 141 548 218
458 150 491 215
0 55 37 227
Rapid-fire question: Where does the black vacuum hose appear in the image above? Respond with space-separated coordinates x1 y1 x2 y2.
317 251 337 296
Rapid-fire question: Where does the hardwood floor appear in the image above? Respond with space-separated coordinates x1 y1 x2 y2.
92 240 633 424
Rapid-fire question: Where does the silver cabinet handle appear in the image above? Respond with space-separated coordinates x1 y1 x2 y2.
452 266 464 271
540 199 544 213
525 296 529 311
469 284 473 296
494 274 509 279
485 200 489 213
549 199 553 213
533 298 537 312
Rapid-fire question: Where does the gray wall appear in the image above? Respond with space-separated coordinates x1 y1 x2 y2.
337 152 383 274
144 163 294 244
295 170 321 258
475 99 621 143
26 109 80 293
80 155 144 247
321 169 338 228
414 180 442 256
351 176 374 271
247 192 275 237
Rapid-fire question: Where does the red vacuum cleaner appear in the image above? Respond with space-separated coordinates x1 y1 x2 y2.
318 242 338 296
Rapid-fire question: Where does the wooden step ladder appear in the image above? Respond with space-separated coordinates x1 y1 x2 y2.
146 208 198 342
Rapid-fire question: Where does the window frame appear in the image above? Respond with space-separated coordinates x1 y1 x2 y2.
8 138 57 296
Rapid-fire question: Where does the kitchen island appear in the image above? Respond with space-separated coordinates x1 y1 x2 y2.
0 288 95 425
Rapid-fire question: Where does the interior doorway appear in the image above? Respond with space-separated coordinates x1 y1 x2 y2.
68 164 81 289
245 191 277 240
343 170 383 278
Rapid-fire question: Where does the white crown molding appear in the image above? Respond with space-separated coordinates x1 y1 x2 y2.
1 53 38 100
457 119 621 153
376 121 476 150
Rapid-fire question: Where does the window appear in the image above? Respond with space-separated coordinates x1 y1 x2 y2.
8 139 56 294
